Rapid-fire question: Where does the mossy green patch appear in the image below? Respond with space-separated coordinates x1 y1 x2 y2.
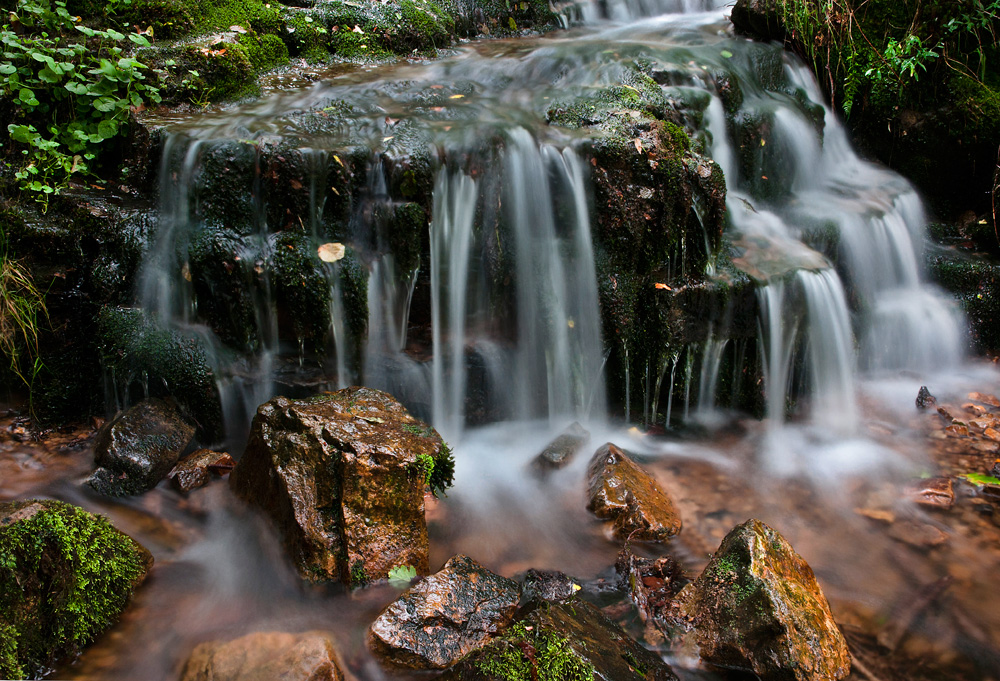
475 621 595 681
0 500 151 679
238 31 290 71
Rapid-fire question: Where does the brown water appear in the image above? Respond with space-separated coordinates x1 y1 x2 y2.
5 368 1000 681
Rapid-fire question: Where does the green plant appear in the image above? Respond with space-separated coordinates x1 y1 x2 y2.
387 564 417 587
475 622 595 681
0 228 46 403
1 0 161 209
866 33 941 86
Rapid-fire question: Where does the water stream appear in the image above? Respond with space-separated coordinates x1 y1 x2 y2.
6 1 1000 679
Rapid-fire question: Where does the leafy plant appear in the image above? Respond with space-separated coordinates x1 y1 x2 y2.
1 0 161 210
387 564 417 587
866 33 941 85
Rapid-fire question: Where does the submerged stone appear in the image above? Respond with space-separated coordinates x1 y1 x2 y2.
229 387 449 586
0 500 152 679
587 443 682 542
167 448 235 493
180 631 347 681
369 554 521 669
87 398 195 497
532 422 590 471
685 519 850 681
441 597 679 681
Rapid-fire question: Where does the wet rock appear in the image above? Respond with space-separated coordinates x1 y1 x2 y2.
969 391 1000 407
368 555 520 669
888 520 949 550
985 427 1000 442
440 597 679 681
0 500 152 679
617 549 686 628
936 404 963 422
587 443 682 542
86 398 195 496
230 387 449 586
730 0 787 43
167 449 235 493
991 459 1000 478
916 385 937 409
906 477 954 509
963 402 987 416
180 631 347 681
685 519 850 681
521 568 581 603
532 422 590 471
945 424 970 437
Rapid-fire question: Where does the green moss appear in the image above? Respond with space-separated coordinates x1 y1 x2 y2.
350 558 367 586
97 306 223 440
270 230 333 350
0 500 150 679
476 622 595 681
238 31 290 72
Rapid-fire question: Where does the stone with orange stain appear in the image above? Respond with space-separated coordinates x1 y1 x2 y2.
587 443 682 542
684 519 850 681
368 555 520 669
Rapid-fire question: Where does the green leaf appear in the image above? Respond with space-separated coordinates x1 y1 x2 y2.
106 29 125 41
65 81 88 95
0 64 15 75
97 119 119 139
387 564 417 587
93 95 117 112
720 49 733 59
38 66 61 83
9 124 37 143
127 33 150 47
961 473 1000 486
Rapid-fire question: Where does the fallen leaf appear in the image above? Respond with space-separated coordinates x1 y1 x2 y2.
230 24 247 33
634 138 643 153
654 283 670 290
333 155 344 167
289 178 303 190
318 243 346 262
352 24 364 33
449 94 464 99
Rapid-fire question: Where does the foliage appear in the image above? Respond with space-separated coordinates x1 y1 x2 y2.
0 500 149 679
1 0 160 209
387 564 417 587
476 621 595 681
0 225 46 401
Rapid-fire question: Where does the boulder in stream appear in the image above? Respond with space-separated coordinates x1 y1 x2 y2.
0 499 152 679
229 387 451 586
86 398 195 496
684 519 850 681
587 443 682 542
531 422 590 471
439 597 679 681
167 449 235 493
368 554 521 669
180 631 348 681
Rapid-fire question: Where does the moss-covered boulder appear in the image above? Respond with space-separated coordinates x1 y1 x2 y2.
229 387 453 586
0 500 152 679
928 252 1000 355
97 307 223 441
685 519 850 681
440 597 679 681
180 630 347 681
87 398 196 497
369 554 521 669
587 443 682 542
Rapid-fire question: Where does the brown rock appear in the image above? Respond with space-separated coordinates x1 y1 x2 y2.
915 385 937 409
945 424 970 437
969 416 999 430
168 449 234 493
685 519 850 681
888 520 949 550
180 631 347 681
974 441 1000 453
368 555 520 669
532 422 590 471
963 402 987 416
229 387 447 586
616 549 685 627
985 427 1000 442
937 404 962 421
587 443 682 542
969 391 1000 407
906 477 954 509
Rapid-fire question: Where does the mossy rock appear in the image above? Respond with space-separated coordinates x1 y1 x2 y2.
97 306 223 441
0 499 152 679
441 598 679 681
270 230 334 350
114 0 197 39
928 252 1000 354
237 31 290 72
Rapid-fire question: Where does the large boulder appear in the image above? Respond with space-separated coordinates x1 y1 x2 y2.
587 443 682 542
368 555 521 669
86 398 195 496
180 631 348 681
440 597 679 681
0 500 152 679
684 519 850 681
229 387 451 586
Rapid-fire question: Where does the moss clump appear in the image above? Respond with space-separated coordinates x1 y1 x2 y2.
270 230 333 351
475 622 595 681
928 253 1000 354
97 306 223 441
238 31 290 72
0 500 152 679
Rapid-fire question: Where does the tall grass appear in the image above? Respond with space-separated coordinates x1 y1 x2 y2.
0 227 47 405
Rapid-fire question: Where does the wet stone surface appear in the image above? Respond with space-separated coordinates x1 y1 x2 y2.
587 442 682 542
368 554 521 670
180 630 348 681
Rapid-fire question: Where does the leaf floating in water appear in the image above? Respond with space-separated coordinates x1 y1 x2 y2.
318 242 346 262
633 138 643 153
720 49 733 59
383 136 394 143
449 94 464 99
388 564 417 587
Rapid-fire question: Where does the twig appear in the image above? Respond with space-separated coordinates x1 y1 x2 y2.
850 653 888 681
